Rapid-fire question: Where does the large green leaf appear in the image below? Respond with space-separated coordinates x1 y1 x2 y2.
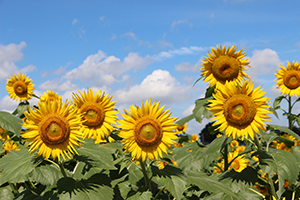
0 111 22 136
57 174 113 200
0 148 37 185
0 184 14 200
12 101 29 117
187 171 240 199
221 167 258 186
193 96 213 123
30 164 63 185
159 175 186 200
127 191 152 200
75 140 116 170
176 113 195 126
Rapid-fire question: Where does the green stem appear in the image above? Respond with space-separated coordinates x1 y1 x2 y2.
254 134 262 151
224 142 229 171
288 95 293 130
153 186 165 200
59 162 68 178
9 183 19 197
267 173 277 200
140 160 152 191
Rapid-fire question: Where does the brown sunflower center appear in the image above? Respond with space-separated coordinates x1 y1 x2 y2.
81 103 105 128
13 81 27 96
283 70 300 89
211 55 240 83
224 94 256 128
39 115 70 145
177 125 185 131
135 118 162 147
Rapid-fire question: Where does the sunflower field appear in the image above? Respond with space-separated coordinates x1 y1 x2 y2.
1 44 300 200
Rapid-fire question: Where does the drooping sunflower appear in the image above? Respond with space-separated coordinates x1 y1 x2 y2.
40 90 61 105
208 80 271 140
6 73 35 101
200 44 250 88
274 61 300 97
118 99 178 161
72 88 118 143
22 100 83 162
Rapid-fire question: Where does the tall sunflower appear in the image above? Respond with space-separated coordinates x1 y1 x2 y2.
200 44 250 88
118 99 178 161
40 90 62 105
22 100 83 162
6 73 35 101
208 80 271 140
72 88 118 143
274 61 300 97
228 151 248 172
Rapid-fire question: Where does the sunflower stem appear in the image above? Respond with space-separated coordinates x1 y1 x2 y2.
153 186 165 200
267 173 277 200
140 160 152 192
288 95 293 130
254 134 262 151
59 162 68 178
9 183 19 197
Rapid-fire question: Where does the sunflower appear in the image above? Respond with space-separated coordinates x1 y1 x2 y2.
22 100 83 162
6 73 35 101
72 88 118 143
274 61 300 97
176 123 187 134
228 151 248 172
208 80 271 140
3 140 20 153
200 44 250 88
118 99 178 161
0 127 9 142
40 90 61 105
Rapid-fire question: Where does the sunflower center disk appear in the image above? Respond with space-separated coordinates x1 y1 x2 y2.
81 104 105 128
283 70 300 89
13 81 27 95
231 160 240 171
224 94 257 128
135 119 162 147
211 55 240 83
39 115 70 145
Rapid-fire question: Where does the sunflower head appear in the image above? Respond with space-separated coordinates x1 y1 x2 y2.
228 151 248 172
176 123 187 134
200 44 250 88
208 80 271 140
274 61 300 97
22 99 83 162
6 73 35 101
0 127 9 142
40 90 62 105
3 141 20 154
118 99 178 162
72 88 118 143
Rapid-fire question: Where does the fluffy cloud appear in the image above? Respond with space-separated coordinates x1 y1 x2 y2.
175 61 200 72
0 96 19 112
153 46 205 61
63 50 153 86
249 49 282 77
0 42 27 80
171 20 189 31
39 80 77 91
114 69 192 104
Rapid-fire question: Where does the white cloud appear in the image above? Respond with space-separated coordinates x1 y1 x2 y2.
63 50 153 86
20 64 37 74
123 32 137 40
110 34 117 40
249 49 282 77
53 62 71 75
175 61 200 72
0 41 30 80
72 18 78 25
0 96 19 113
99 16 105 21
158 40 173 48
171 20 188 31
181 104 194 117
153 46 205 61
183 76 195 84
114 69 192 104
38 80 77 91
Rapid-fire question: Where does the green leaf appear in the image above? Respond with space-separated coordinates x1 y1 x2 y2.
221 167 258 186
116 180 131 199
127 191 152 200
205 85 216 98
57 174 113 200
176 113 195 126
273 95 285 109
30 164 63 185
0 111 22 136
0 148 37 185
193 97 213 123
0 184 14 200
187 171 240 199
75 140 116 170
128 163 143 185
12 101 29 117
267 124 300 140
160 175 186 200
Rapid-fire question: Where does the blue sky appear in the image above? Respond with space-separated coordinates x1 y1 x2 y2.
1 0 300 134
